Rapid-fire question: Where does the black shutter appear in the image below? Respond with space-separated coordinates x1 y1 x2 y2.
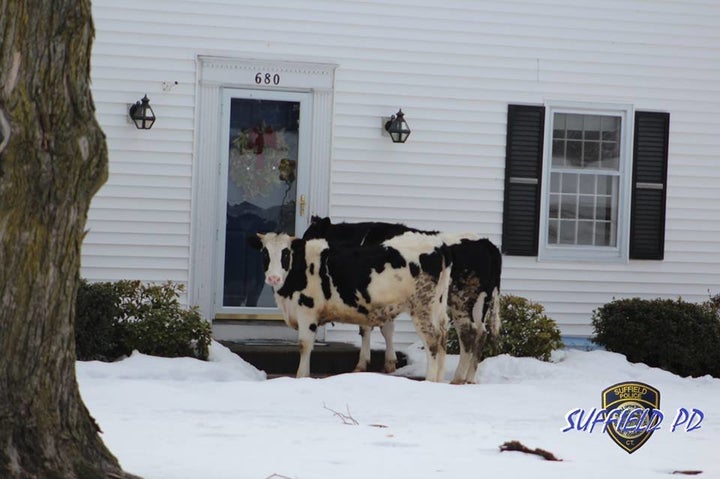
502 104 545 256
630 111 670 260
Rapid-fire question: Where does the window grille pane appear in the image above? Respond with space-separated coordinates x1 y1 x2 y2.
583 141 600 167
601 116 620 141
549 194 560 218
577 221 594 245
583 116 601 140
597 175 613 195
553 114 566 138
560 220 576 244
601 141 620 170
561 195 577 219
595 222 616 246
578 195 594 219
567 141 582 166
552 140 565 166
548 219 559 244
579 175 595 194
550 172 561 192
567 114 583 139
596 196 612 221
561 173 578 193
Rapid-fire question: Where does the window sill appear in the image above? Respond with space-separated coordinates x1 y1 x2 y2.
538 245 628 264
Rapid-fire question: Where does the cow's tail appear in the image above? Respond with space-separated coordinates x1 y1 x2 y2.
484 287 501 339
433 246 453 332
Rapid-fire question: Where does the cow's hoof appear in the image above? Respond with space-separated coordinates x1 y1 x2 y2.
450 378 466 385
353 366 368 373
383 362 397 374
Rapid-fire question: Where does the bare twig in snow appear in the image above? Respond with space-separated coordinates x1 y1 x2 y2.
499 440 562 461
672 471 703 476
323 402 359 425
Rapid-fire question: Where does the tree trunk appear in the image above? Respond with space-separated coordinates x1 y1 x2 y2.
0 2 139 478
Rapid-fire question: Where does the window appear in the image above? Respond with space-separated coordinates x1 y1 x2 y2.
502 104 669 261
541 107 631 260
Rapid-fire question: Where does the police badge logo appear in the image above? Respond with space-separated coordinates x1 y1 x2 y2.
601 382 661 453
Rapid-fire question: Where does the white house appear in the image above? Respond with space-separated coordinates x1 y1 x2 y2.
84 0 720 349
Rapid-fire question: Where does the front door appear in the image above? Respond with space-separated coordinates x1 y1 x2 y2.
215 89 311 319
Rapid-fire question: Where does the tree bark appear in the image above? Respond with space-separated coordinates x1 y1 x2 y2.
0 2 140 478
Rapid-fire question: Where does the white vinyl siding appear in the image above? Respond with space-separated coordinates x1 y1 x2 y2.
86 0 720 347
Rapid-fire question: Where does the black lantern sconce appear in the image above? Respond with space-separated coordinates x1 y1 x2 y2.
384 109 411 143
128 95 156 130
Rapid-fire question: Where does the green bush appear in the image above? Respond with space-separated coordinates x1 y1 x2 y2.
707 292 720 312
75 279 123 361
591 297 720 378
447 294 564 361
75 280 212 361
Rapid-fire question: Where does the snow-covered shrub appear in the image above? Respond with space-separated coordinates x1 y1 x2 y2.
591 297 720 378
446 294 563 361
75 280 212 361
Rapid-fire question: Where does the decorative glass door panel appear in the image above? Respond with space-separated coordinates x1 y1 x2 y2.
217 89 311 317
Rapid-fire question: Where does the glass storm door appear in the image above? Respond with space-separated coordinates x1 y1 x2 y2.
216 89 311 318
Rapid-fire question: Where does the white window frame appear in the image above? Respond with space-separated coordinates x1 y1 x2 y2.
538 101 634 262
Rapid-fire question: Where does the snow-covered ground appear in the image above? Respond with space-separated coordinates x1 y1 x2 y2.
77 341 720 479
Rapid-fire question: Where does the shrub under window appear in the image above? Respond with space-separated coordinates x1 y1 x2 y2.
591 297 720 378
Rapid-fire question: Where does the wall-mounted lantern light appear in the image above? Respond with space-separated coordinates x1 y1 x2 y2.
384 109 411 143
128 95 156 130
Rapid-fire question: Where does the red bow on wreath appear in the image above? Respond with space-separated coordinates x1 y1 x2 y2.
249 126 276 155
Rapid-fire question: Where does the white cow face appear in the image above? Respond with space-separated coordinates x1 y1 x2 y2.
249 233 294 288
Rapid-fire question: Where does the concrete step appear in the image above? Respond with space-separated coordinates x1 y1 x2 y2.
220 340 407 376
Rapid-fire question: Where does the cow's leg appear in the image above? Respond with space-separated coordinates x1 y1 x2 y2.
463 290 493 384
434 310 449 383
410 311 442 382
451 323 472 384
296 314 318 378
449 288 477 384
411 307 449 382
408 266 451 382
464 328 487 384
380 320 397 373
354 326 372 372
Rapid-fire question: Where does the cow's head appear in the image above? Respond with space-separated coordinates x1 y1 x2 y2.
247 232 294 288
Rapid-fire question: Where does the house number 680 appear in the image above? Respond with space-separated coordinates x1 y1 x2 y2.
255 72 280 85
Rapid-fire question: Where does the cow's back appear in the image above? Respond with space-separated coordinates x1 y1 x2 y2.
316 233 450 325
303 217 432 246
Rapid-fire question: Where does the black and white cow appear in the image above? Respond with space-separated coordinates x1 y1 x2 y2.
300 217 436 374
248 231 453 382
303 216 502 384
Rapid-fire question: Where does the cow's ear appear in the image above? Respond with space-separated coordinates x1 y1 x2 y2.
247 233 264 250
310 215 321 224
